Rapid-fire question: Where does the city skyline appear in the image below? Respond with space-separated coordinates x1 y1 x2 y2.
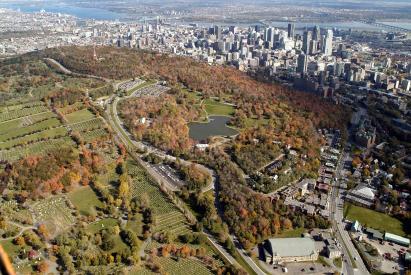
0 1 410 275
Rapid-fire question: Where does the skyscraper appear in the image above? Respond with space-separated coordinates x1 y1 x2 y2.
302 31 312 54
313 25 321 41
214 25 222 40
309 39 317 55
323 29 333 56
265 27 275 44
297 53 308 74
287 23 295 39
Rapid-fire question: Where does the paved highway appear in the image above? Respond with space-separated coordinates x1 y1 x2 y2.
331 147 370 275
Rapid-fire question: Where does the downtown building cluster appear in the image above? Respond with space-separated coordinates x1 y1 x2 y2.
1 8 410 100
113 21 411 99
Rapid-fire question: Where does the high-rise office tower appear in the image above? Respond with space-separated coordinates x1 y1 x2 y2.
255 25 262 33
214 25 222 40
309 39 318 55
323 29 333 56
302 31 312 54
265 27 275 44
287 23 295 39
313 25 321 41
297 53 308 74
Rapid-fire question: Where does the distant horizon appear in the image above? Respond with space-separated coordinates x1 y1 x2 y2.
1 0 410 31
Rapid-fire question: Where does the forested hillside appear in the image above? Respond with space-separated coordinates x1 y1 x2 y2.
37 46 347 248
40 46 347 130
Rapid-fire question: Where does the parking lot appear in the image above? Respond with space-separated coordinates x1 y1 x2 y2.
150 163 185 189
259 259 334 275
361 235 406 273
118 79 144 91
131 84 170 97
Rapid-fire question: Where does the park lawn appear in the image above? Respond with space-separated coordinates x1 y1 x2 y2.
203 99 235 116
65 108 95 124
274 227 306 238
110 234 129 253
0 239 20 258
125 214 143 236
86 218 119 234
181 88 202 102
68 186 103 216
344 203 408 237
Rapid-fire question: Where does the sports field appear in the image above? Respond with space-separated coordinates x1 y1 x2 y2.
344 203 409 237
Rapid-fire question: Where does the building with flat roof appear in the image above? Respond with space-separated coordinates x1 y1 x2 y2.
263 237 318 264
365 228 383 241
384 233 410 247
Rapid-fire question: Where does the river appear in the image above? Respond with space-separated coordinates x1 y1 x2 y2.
1 1 410 31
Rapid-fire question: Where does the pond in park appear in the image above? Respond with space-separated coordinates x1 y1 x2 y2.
189 116 238 141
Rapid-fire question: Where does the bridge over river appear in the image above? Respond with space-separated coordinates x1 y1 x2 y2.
357 20 410 33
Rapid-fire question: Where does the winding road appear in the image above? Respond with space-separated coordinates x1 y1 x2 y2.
45 58 271 275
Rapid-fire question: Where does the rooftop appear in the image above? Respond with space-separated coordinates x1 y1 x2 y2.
384 232 410 245
268 237 317 257
350 184 376 200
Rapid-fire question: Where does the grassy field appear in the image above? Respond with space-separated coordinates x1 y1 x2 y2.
125 213 143 236
85 218 130 255
344 203 408 237
203 99 235 116
65 108 95 124
274 227 306 238
68 186 103 216
86 218 119 234
0 239 20 258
